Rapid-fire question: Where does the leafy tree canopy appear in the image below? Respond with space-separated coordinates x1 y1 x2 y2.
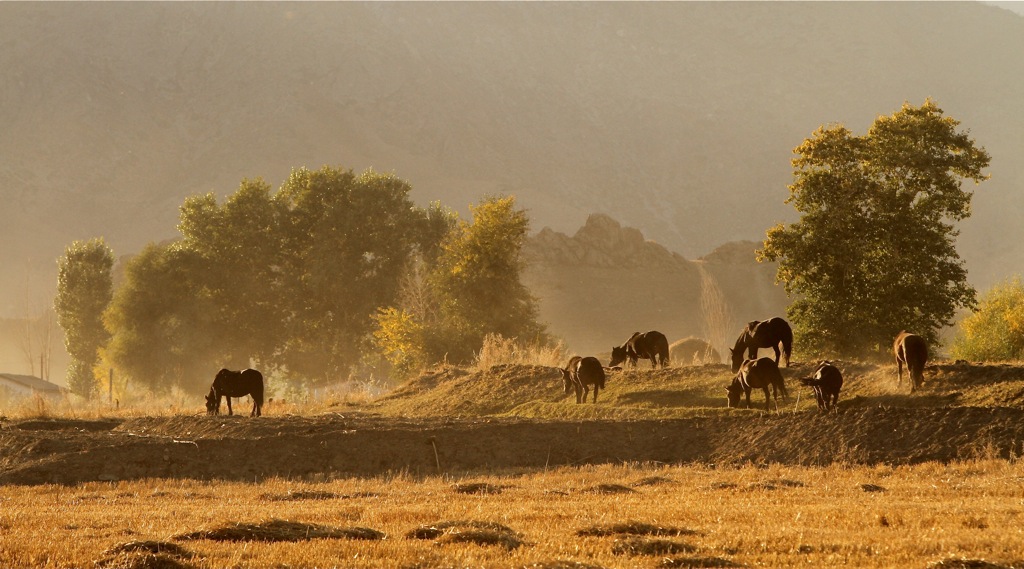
428 195 547 363
103 243 217 393
760 100 990 357
951 277 1024 362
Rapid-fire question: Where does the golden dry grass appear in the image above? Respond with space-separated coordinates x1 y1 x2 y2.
3 461 1024 568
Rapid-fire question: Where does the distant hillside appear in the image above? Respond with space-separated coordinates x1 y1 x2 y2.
2 2 1022 320
522 214 787 357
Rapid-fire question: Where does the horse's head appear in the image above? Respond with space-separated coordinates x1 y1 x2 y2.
560 367 576 394
205 390 219 415
729 347 746 373
725 376 744 408
608 346 628 368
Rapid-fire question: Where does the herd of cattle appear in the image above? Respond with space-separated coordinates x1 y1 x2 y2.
558 317 930 413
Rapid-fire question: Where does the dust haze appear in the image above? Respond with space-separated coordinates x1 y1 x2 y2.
2 2 1022 372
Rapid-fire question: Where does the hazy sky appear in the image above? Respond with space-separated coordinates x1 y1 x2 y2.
985 1 1024 16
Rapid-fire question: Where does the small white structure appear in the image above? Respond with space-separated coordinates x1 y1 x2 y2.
0 373 67 401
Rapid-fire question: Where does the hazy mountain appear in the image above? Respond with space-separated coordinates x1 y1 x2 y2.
2 1 1022 319
523 214 788 358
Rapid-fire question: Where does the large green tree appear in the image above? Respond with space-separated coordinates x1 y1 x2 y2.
55 238 114 397
178 178 288 369
275 166 425 383
760 100 990 357
103 243 217 393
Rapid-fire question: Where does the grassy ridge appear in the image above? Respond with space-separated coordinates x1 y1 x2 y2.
373 360 1024 420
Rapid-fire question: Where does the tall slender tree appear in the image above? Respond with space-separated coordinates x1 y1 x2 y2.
55 238 114 397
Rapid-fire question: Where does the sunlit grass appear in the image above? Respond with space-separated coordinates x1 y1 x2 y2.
2 461 1024 568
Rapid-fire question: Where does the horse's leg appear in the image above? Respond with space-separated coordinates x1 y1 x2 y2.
897 356 903 387
583 385 590 404
764 386 773 411
575 384 583 404
226 397 233 416
745 388 752 409
592 384 599 403
773 345 781 365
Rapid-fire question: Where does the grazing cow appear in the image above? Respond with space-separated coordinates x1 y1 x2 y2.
730 317 793 372
205 368 264 417
801 361 843 412
894 331 928 392
726 357 788 411
609 331 670 369
669 337 721 365
560 356 606 404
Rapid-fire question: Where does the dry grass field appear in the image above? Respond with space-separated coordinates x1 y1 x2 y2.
6 359 1024 568
2 461 1024 568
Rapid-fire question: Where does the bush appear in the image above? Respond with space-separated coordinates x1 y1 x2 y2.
951 276 1024 361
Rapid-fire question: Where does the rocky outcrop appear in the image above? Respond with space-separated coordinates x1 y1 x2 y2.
524 214 685 269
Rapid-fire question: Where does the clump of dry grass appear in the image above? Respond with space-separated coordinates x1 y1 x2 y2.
632 475 675 487
475 333 570 370
520 561 609 569
95 552 195 569
173 519 385 542
259 490 379 501
576 521 697 538
406 520 523 549
95 541 197 569
611 536 696 556
659 557 743 568
102 541 195 559
585 483 636 494
452 481 509 495
927 558 1022 569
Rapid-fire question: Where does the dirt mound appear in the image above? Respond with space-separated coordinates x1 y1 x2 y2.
7 362 1024 485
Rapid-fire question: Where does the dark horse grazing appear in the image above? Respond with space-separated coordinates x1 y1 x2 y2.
894 331 928 392
726 357 788 411
730 317 793 372
206 368 264 416
801 360 843 412
559 356 606 404
609 331 670 369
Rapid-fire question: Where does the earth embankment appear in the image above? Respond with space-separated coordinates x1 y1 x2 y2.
4 360 1024 485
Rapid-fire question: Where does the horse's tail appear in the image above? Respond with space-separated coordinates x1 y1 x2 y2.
781 323 793 367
